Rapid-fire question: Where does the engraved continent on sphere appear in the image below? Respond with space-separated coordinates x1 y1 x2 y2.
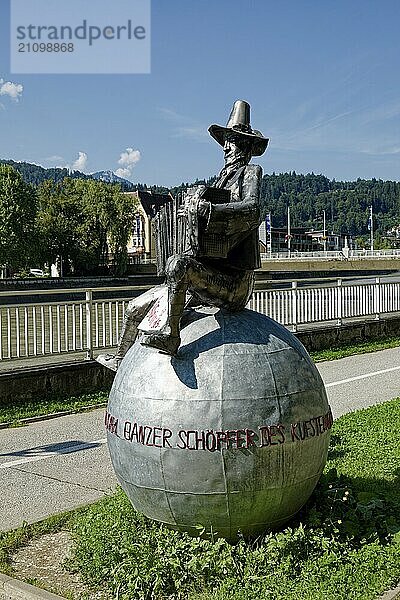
106 307 332 540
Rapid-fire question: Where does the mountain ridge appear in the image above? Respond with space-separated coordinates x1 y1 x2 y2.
0 159 134 191
91 169 134 189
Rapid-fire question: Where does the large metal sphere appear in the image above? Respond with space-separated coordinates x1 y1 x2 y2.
106 307 332 540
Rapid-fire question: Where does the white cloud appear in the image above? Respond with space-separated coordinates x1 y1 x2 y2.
0 78 23 100
115 167 132 178
72 151 88 172
357 100 400 125
118 147 141 168
45 155 65 163
174 125 207 142
41 152 87 172
159 106 208 142
115 147 141 179
360 145 400 156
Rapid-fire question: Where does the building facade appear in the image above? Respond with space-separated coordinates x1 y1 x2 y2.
259 224 353 254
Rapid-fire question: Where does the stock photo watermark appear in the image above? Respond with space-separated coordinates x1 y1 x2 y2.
10 0 151 74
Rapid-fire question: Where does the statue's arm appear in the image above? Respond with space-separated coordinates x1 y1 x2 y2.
206 165 262 235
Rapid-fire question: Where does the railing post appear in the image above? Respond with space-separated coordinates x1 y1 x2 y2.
86 289 94 360
374 276 380 320
337 279 342 325
291 281 298 332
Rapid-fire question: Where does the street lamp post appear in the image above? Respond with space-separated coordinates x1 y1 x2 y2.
266 213 272 259
369 205 374 253
287 206 291 258
323 210 327 255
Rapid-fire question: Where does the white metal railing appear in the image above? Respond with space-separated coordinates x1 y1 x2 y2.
260 249 400 260
1 277 400 362
0 286 149 363
247 276 400 330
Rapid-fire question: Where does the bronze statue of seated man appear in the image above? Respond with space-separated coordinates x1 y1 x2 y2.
97 100 269 371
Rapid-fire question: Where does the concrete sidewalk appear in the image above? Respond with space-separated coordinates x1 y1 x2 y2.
0 409 116 532
0 351 91 372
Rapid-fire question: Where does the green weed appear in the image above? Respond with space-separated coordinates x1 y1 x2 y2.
311 336 400 362
0 391 108 425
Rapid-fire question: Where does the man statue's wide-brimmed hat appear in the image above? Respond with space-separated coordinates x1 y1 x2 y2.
208 100 269 156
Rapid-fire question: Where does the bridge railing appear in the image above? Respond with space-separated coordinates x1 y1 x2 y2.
0 286 147 363
1 277 399 362
247 277 400 330
260 249 400 260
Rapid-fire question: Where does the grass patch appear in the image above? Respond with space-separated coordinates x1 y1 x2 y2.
310 336 400 362
65 397 400 600
0 391 108 426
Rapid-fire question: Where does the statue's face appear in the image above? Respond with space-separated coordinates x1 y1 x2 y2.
223 134 252 165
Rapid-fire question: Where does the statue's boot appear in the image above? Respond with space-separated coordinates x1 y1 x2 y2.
96 353 120 372
96 288 165 371
141 283 185 356
141 326 181 356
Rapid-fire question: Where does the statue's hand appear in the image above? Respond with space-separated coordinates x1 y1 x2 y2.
198 200 210 220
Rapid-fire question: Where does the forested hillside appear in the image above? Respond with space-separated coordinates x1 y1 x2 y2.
2 159 399 240
168 173 400 240
0 159 92 186
0 160 134 191
262 173 400 238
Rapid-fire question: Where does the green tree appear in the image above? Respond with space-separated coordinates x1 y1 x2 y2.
107 190 139 276
36 178 82 276
0 164 38 273
72 179 138 275
37 178 139 276
70 178 113 274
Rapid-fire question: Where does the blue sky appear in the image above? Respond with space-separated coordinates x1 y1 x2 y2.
1 0 399 186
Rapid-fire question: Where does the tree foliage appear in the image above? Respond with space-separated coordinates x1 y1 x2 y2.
0 164 38 270
0 159 136 192
262 173 400 238
2 161 400 275
37 178 139 275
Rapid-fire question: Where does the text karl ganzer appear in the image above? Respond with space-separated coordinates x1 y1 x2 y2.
104 409 333 452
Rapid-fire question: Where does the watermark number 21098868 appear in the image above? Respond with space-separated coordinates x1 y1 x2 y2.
10 0 150 74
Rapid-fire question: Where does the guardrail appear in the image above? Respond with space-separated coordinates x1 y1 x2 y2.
247 277 400 330
260 250 400 260
1 278 400 362
0 286 148 363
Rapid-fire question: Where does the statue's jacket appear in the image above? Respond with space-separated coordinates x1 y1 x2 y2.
205 163 262 271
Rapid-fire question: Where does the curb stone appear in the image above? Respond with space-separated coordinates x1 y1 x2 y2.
0 573 65 600
0 403 107 429
379 584 400 600
1 572 398 600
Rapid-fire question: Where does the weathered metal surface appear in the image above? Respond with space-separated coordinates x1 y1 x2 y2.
106 307 332 540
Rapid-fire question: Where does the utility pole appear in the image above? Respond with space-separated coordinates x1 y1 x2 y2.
287 206 291 258
323 209 327 255
369 205 374 253
266 213 272 259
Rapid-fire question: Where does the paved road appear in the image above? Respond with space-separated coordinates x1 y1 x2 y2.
0 410 113 532
318 345 400 418
1 346 400 532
